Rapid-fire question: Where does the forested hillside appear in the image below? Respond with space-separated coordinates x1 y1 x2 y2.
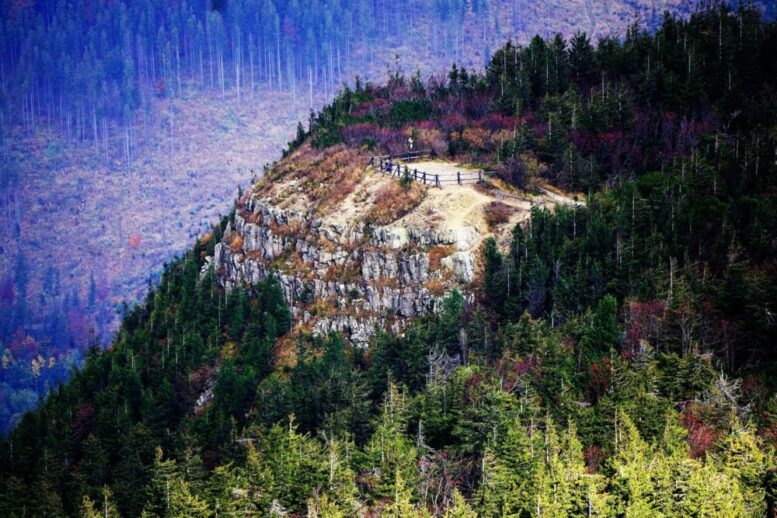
1 0 730 435
2 4 777 517
0 0 715 130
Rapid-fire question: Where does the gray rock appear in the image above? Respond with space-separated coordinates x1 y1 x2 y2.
209 192 480 345
441 251 475 282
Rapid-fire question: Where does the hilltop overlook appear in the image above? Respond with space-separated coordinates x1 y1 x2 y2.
213 142 578 348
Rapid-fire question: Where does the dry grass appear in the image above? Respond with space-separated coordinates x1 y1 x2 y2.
316 235 340 252
461 127 493 151
279 252 316 281
306 298 336 318
367 181 426 225
323 263 361 284
228 234 244 252
425 277 446 296
257 143 370 216
273 333 299 370
268 219 302 238
198 232 213 246
483 201 517 229
428 245 455 270
372 276 399 290
242 211 263 224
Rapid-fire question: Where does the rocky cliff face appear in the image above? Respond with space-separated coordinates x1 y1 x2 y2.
211 196 479 344
207 144 540 345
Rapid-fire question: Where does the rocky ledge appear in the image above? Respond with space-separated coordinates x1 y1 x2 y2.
209 195 481 345
205 144 543 345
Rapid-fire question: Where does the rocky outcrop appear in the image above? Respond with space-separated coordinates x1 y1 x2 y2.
210 196 480 345
441 252 476 282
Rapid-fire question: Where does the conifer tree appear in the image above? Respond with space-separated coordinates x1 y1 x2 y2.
360 383 418 500
715 421 769 516
80 486 121 518
443 490 478 518
608 410 658 515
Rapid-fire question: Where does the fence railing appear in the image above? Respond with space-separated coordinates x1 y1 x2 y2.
369 154 491 188
376 161 485 187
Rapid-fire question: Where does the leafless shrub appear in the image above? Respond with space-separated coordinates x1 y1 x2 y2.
483 201 516 229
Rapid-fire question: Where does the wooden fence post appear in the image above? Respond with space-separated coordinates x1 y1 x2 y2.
436 174 441 188
457 171 461 185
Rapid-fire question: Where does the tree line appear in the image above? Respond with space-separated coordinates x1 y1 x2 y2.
0 0 501 141
0 238 774 515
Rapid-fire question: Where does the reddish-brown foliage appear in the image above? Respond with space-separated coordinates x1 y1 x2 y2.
70 402 96 443
425 277 445 296
681 405 717 458
588 358 612 402
460 127 492 152
441 113 466 133
477 113 519 131
228 234 244 252
428 245 455 270
127 233 142 249
496 355 539 393
584 445 606 473
483 201 517 229
624 299 667 355
68 309 93 347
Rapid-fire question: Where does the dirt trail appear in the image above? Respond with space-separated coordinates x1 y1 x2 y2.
400 160 483 184
535 185 585 207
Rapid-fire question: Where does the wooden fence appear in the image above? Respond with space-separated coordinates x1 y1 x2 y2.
368 153 490 188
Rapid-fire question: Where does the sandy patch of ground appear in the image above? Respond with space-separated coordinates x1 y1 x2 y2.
396 161 528 219
321 167 394 228
326 159 533 239
254 156 574 254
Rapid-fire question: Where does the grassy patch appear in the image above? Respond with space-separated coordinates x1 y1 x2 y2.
367 180 426 225
428 245 455 270
228 234 244 252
